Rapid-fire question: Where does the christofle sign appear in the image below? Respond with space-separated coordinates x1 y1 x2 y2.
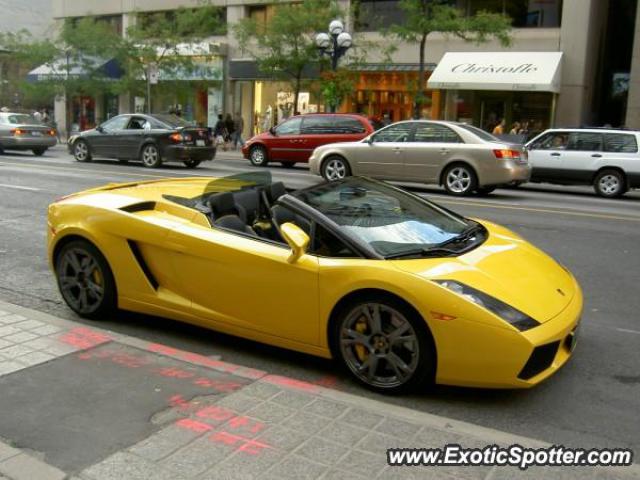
428 52 562 93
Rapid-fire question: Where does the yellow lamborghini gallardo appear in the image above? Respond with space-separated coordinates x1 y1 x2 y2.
48 172 582 392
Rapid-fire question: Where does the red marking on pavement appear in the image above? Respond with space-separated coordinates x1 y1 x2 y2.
209 431 271 455
146 343 248 376
192 378 244 393
59 327 111 349
312 375 339 389
263 375 319 393
175 418 213 433
147 344 179 356
195 406 235 422
157 367 195 379
227 416 265 434
168 394 192 411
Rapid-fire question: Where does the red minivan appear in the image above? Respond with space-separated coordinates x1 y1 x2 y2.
242 113 376 167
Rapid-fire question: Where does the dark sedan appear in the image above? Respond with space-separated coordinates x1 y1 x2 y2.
68 113 216 168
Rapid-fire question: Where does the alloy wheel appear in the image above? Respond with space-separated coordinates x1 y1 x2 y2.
598 174 621 196
75 141 88 161
142 145 160 167
324 158 348 181
58 247 105 315
339 303 420 389
446 167 472 194
250 146 266 166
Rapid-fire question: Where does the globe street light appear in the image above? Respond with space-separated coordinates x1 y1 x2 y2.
315 19 352 71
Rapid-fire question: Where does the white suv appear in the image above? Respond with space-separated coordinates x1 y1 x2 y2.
525 128 640 197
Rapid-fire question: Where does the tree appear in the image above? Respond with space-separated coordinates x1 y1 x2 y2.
234 0 342 112
390 0 512 118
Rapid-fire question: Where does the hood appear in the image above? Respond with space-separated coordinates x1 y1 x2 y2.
393 221 576 323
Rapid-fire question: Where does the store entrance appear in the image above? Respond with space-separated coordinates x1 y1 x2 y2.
479 96 506 133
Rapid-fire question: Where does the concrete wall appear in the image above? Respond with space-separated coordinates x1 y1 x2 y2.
626 0 640 129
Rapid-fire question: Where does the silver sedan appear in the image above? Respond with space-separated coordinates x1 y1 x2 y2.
0 112 57 156
309 120 531 196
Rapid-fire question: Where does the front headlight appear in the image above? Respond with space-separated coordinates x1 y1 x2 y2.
434 280 540 331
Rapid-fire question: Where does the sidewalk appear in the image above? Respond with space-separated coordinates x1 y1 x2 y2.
0 300 637 480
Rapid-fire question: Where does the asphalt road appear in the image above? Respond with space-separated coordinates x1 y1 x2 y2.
1 145 639 453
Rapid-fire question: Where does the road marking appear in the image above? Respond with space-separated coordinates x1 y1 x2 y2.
435 198 640 223
616 328 640 335
0 183 41 191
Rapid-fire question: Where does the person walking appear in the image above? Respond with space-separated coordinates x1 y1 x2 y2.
509 121 521 135
232 112 245 150
224 113 235 151
213 114 228 150
492 118 505 135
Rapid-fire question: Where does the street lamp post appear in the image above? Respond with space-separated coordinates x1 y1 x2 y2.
315 20 352 113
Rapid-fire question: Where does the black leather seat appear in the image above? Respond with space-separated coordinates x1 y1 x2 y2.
233 188 261 224
208 192 256 235
266 182 287 205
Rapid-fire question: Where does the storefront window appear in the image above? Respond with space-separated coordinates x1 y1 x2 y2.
456 0 562 28
354 0 408 31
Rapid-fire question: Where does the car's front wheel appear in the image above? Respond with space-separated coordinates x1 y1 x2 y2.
183 159 201 168
443 163 477 196
32 148 46 156
594 169 626 198
249 145 268 166
73 140 91 162
332 295 435 393
322 156 351 181
55 239 116 319
140 143 162 168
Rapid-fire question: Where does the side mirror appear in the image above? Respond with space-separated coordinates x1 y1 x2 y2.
269 126 277 136
365 135 374 144
280 222 310 264
96 125 104 133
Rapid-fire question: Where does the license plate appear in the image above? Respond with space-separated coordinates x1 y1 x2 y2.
196 139 205 147
31 131 43 137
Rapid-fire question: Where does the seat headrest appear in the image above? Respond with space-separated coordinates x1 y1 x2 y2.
208 192 236 217
267 182 287 203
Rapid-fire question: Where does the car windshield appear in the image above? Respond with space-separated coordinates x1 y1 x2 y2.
457 123 500 142
2 114 38 125
153 114 195 128
292 178 472 258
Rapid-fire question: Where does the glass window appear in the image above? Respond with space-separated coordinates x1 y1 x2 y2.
460 0 562 28
100 116 129 132
372 123 413 143
604 133 638 153
3 114 35 125
566 132 603 151
414 123 462 143
457 123 500 142
311 224 357 257
275 117 302 135
530 132 570 150
355 0 407 31
293 178 471 258
333 116 366 134
127 117 149 130
301 115 334 134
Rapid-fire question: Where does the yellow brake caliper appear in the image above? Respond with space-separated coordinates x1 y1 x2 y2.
355 317 368 362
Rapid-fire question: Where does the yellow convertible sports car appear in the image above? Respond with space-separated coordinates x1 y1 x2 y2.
48 172 582 392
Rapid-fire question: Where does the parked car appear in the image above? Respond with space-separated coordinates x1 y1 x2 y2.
242 113 375 167
309 120 531 196
48 171 581 392
68 113 215 168
525 128 640 197
0 112 57 156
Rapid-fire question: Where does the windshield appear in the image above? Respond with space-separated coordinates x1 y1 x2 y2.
153 114 195 128
292 178 472 258
457 123 500 142
2 114 39 125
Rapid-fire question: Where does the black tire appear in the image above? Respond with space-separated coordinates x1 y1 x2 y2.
183 159 202 168
55 239 117 320
140 143 162 168
32 148 46 156
593 169 626 198
281 162 295 168
321 155 351 182
330 293 435 394
442 163 478 196
249 145 268 166
476 185 497 196
73 139 92 162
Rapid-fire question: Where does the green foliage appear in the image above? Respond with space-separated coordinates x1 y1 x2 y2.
319 70 357 112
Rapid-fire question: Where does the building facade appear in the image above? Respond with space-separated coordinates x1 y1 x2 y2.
50 0 639 139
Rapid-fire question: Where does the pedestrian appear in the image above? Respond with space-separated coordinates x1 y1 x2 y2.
381 112 391 127
509 121 520 135
213 114 228 150
41 108 50 125
492 118 505 135
224 113 235 151
33 109 42 123
232 112 245 150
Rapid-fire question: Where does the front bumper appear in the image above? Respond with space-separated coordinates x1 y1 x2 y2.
434 277 583 388
164 145 216 162
241 144 250 159
2 136 57 149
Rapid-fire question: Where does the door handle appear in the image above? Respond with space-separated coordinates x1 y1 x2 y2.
591 153 602 158
550 152 561 157
440 148 449 154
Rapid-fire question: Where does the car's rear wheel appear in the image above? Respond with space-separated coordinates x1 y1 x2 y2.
249 145 268 166
141 143 162 168
594 169 626 198
322 155 351 181
55 239 116 320
74 140 91 162
32 148 46 156
443 163 477 196
332 295 435 393
476 185 496 196
183 159 201 168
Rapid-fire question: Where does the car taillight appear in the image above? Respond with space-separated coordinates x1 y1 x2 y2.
10 128 25 136
183 134 192 142
493 149 521 160
49 129 56 136
169 133 183 143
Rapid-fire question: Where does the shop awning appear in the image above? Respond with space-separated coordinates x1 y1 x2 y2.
27 56 122 82
427 52 563 93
